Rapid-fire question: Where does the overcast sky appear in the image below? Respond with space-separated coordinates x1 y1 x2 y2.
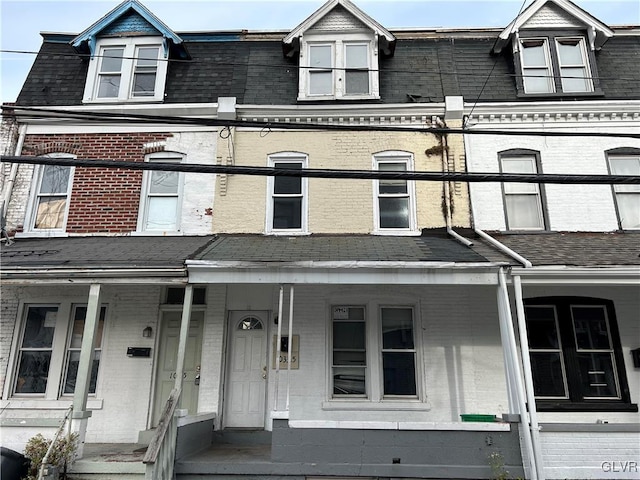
1 0 638 104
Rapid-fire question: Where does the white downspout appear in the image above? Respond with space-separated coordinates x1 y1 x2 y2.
513 274 546 480
274 285 284 412
498 269 539 480
285 285 294 410
1 124 27 228
496 278 516 412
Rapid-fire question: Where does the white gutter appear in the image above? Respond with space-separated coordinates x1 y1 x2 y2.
1 123 27 228
498 269 540 480
512 274 546 480
474 229 533 268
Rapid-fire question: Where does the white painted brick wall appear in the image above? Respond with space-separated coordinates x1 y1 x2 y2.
466 125 640 231
541 431 640 479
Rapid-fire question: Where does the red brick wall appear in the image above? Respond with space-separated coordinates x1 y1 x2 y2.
23 133 170 233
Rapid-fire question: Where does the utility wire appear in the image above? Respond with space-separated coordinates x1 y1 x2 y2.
3 155 639 185
3 107 639 139
1 49 638 83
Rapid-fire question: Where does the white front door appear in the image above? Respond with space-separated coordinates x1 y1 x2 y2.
224 311 268 428
152 310 204 425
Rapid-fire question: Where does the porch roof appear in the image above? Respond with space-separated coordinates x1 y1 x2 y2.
477 232 640 267
0 235 215 284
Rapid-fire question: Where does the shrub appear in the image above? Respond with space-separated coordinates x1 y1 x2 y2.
23 432 78 480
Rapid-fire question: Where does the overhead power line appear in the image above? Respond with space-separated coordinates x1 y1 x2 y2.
4 107 640 139
2 155 639 185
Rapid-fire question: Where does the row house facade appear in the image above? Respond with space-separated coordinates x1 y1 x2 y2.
1 0 638 479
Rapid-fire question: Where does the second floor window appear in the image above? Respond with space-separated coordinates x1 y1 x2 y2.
608 153 640 230
500 152 545 230
138 155 183 232
374 153 416 233
267 154 308 234
28 159 74 233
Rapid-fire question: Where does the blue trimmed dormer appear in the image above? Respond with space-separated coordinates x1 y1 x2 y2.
73 0 189 104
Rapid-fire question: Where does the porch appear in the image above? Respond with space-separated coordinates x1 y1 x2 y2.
69 418 525 479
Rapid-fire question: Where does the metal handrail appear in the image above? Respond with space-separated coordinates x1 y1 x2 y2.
143 388 181 480
37 404 73 480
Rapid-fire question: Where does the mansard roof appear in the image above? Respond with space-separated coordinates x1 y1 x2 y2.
494 0 614 53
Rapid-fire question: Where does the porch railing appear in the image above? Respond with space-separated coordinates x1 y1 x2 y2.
143 388 181 480
37 404 73 480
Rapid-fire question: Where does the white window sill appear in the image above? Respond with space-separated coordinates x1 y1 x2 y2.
14 231 69 238
83 98 164 104
322 400 430 411
372 230 421 236
1 399 103 410
297 94 380 102
267 230 310 236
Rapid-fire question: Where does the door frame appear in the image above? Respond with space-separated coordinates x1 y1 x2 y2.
222 310 270 429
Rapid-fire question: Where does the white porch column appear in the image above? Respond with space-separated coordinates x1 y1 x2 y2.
72 283 102 458
274 285 284 412
513 274 546 480
285 285 294 410
498 270 539 480
496 282 516 412
174 284 194 391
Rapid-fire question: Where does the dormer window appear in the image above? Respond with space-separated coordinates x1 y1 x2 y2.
84 37 167 103
518 35 594 95
301 36 376 100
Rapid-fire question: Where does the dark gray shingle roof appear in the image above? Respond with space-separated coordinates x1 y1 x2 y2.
193 234 490 263
1 236 215 269
477 232 640 267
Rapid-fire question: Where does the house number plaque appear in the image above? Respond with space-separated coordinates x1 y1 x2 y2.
272 334 299 369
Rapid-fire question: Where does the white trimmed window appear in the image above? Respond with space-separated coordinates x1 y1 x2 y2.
299 35 378 100
12 303 106 398
331 305 418 400
608 154 640 230
138 154 184 233
26 156 74 234
266 153 308 234
373 152 416 233
500 152 545 230
83 37 168 103
518 36 594 95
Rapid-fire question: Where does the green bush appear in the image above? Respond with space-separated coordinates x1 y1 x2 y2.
23 432 78 480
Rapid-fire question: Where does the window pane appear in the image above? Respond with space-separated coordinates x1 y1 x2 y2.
98 75 121 98
615 194 640 229
146 197 178 230
530 352 567 397
333 351 366 366
149 170 179 194
70 307 106 349
572 306 611 350
333 367 366 395
40 165 70 194
502 157 536 174
15 351 51 394
557 40 584 65
560 67 589 92
274 164 302 194
22 307 57 348
346 71 369 95
309 71 332 95
382 352 416 395
577 353 619 398
523 68 553 93
137 47 159 67
525 306 560 349
310 45 331 68
379 197 409 228
35 197 67 229
522 41 547 67
609 157 640 193
133 72 157 96
505 194 543 229
381 308 414 349
100 48 124 72
273 198 302 229
63 351 101 395
379 163 408 193
346 45 367 68
333 322 365 350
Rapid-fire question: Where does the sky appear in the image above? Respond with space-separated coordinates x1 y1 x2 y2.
0 0 638 104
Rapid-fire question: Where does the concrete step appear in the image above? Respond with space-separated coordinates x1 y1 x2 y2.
211 429 272 445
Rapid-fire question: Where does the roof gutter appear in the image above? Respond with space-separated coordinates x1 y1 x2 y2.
474 228 532 268
1 267 188 285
